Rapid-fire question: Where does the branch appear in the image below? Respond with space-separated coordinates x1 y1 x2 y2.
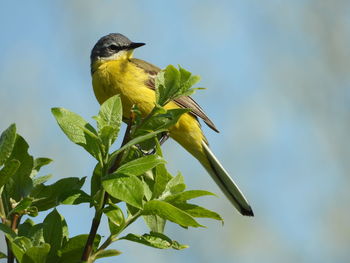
81 116 133 262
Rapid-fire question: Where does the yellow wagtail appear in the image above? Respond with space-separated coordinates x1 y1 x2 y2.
90 33 253 216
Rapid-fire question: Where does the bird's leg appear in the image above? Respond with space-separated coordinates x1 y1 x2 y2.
159 131 170 146
138 131 170 155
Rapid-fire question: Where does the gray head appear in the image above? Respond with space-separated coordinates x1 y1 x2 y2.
91 33 145 64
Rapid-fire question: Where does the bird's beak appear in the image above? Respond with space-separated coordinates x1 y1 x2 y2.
128 42 145 50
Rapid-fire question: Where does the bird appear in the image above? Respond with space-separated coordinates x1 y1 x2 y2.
90 33 253 216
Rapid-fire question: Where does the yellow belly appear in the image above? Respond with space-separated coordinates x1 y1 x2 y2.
92 59 208 165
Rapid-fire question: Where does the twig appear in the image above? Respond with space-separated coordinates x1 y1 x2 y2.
5 213 20 263
108 117 133 174
11 214 20 231
94 210 142 256
82 104 161 261
6 238 14 263
1 189 15 263
81 215 101 261
81 116 134 262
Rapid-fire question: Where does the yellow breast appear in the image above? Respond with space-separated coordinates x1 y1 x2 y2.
92 59 156 117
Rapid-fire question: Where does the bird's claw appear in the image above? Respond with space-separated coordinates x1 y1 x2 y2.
136 132 170 155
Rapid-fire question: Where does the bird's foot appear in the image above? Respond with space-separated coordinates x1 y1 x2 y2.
136 132 170 155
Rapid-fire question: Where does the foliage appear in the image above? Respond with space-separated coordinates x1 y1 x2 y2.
0 65 222 262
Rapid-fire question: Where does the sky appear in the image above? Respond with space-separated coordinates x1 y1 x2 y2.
0 1 350 262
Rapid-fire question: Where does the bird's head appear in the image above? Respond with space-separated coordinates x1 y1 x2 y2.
90 33 145 67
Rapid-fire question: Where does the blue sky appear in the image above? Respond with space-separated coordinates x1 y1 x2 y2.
0 1 349 262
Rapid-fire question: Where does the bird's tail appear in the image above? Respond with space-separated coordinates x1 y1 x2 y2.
201 142 254 216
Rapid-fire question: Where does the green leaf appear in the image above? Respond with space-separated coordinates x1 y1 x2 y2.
107 218 120 237
164 190 215 203
155 65 180 106
11 242 25 262
27 206 39 217
121 232 188 250
104 204 125 235
90 163 102 202
178 66 201 96
58 235 87 262
11 236 32 262
95 95 122 131
0 223 16 239
4 135 34 200
136 108 190 136
142 177 153 201
0 251 6 258
153 169 172 199
143 215 166 233
126 203 139 217
31 177 85 211
108 129 167 165
116 155 166 176
60 190 91 205
18 218 34 236
8 197 33 216
161 173 186 198
33 158 52 171
22 243 50 263
32 174 52 187
98 126 115 154
0 159 20 188
27 223 45 246
115 144 143 165
0 123 16 166
153 140 172 198
15 236 33 249
154 71 165 106
31 158 53 177
43 209 64 252
102 174 144 209
94 249 122 259
51 108 101 159
104 204 125 228
143 200 203 228
58 234 100 262
155 65 201 106
174 203 223 221
94 95 122 145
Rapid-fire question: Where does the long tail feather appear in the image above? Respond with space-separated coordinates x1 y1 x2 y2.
201 142 254 216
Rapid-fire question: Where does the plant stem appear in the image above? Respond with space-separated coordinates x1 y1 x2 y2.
94 211 142 255
108 118 133 174
11 213 20 231
88 107 163 260
81 118 133 262
136 107 158 129
5 213 20 263
6 238 14 263
0 197 6 221
81 213 102 261
1 190 15 263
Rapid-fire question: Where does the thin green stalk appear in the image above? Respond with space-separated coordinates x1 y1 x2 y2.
107 104 166 165
81 117 134 262
0 195 6 221
108 129 166 166
6 238 14 263
1 191 10 218
135 106 159 130
94 211 142 256
82 105 162 261
1 191 16 263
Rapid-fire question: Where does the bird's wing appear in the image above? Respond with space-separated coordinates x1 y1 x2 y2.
130 58 219 132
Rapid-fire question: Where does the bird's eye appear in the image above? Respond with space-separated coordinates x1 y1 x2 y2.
109 44 119 51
